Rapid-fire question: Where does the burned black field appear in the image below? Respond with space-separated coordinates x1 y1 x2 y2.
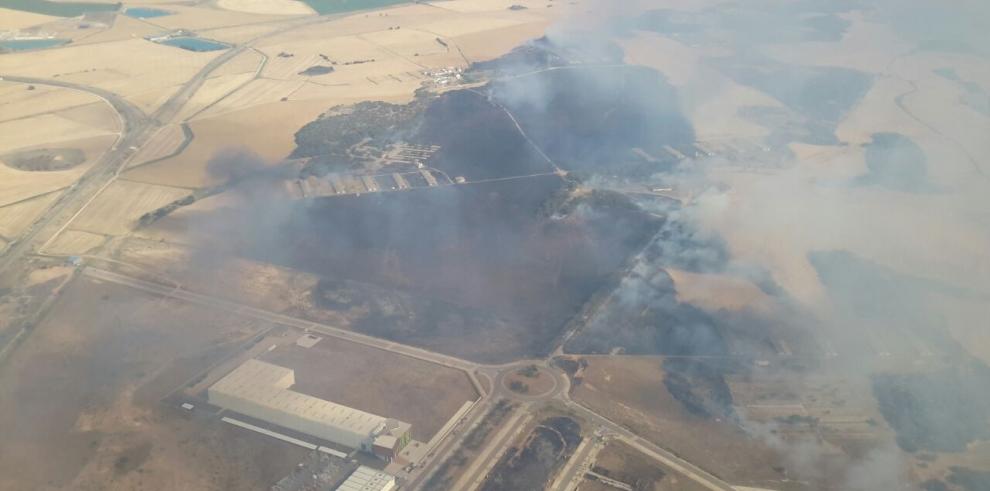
251 177 661 362
174 38 818 367
481 416 583 491
294 40 695 181
258 40 695 361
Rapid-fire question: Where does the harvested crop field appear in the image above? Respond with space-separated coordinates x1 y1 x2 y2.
0 152 94 207
0 133 116 205
174 72 257 122
0 191 59 239
0 82 106 123
125 101 330 188
50 100 121 132
44 229 106 255
0 7 58 30
217 0 314 16
260 337 477 441
0 38 218 114
69 180 191 235
127 124 189 168
0 111 116 153
194 78 304 116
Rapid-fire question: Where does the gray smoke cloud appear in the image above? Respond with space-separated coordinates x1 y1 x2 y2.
540 0 990 490
166 1 990 488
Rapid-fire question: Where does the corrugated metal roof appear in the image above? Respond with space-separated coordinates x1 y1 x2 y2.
336 466 395 491
211 360 388 436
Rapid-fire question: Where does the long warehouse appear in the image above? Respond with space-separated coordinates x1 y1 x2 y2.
208 359 410 458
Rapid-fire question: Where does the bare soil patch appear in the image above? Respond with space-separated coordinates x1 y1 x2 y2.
2 147 85 171
260 337 477 441
581 440 708 491
0 276 302 490
571 356 788 487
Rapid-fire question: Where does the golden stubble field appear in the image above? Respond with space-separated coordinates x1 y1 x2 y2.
1 38 219 114
70 179 192 236
0 82 121 240
33 0 567 254
217 0 315 16
5 0 573 251
124 100 329 189
0 7 57 30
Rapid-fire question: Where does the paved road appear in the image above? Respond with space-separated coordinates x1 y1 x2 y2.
560 399 735 491
451 407 533 491
83 267 478 372
0 75 148 127
82 265 736 491
0 76 151 275
549 436 600 491
0 14 336 276
1 27 742 491
402 397 495 490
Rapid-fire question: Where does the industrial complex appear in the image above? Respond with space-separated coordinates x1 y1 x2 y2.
208 359 411 461
271 455 396 491
337 466 397 491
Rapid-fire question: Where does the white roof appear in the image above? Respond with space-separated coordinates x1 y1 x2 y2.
336 466 395 491
212 359 295 390
211 360 387 436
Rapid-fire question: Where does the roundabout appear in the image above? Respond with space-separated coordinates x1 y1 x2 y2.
492 363 565 401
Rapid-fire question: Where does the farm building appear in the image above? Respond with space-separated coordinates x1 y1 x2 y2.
208 359 410 457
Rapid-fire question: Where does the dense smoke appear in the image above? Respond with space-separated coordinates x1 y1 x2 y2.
547 1 990 489
174 0 990 489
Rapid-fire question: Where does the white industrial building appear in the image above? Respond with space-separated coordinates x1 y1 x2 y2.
208 359 410 455
336 466 396 491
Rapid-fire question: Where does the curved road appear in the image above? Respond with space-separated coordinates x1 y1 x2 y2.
0 75 151 275
4 14 737 491
0 14 337 276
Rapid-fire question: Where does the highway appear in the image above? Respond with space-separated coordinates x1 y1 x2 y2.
0 14 340 277
0 75 151 276
2 15 740 490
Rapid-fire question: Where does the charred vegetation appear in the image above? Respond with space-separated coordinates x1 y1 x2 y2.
480 416 582 491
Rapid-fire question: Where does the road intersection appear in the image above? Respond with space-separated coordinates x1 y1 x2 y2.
3 12 737 489
82 266 735 491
